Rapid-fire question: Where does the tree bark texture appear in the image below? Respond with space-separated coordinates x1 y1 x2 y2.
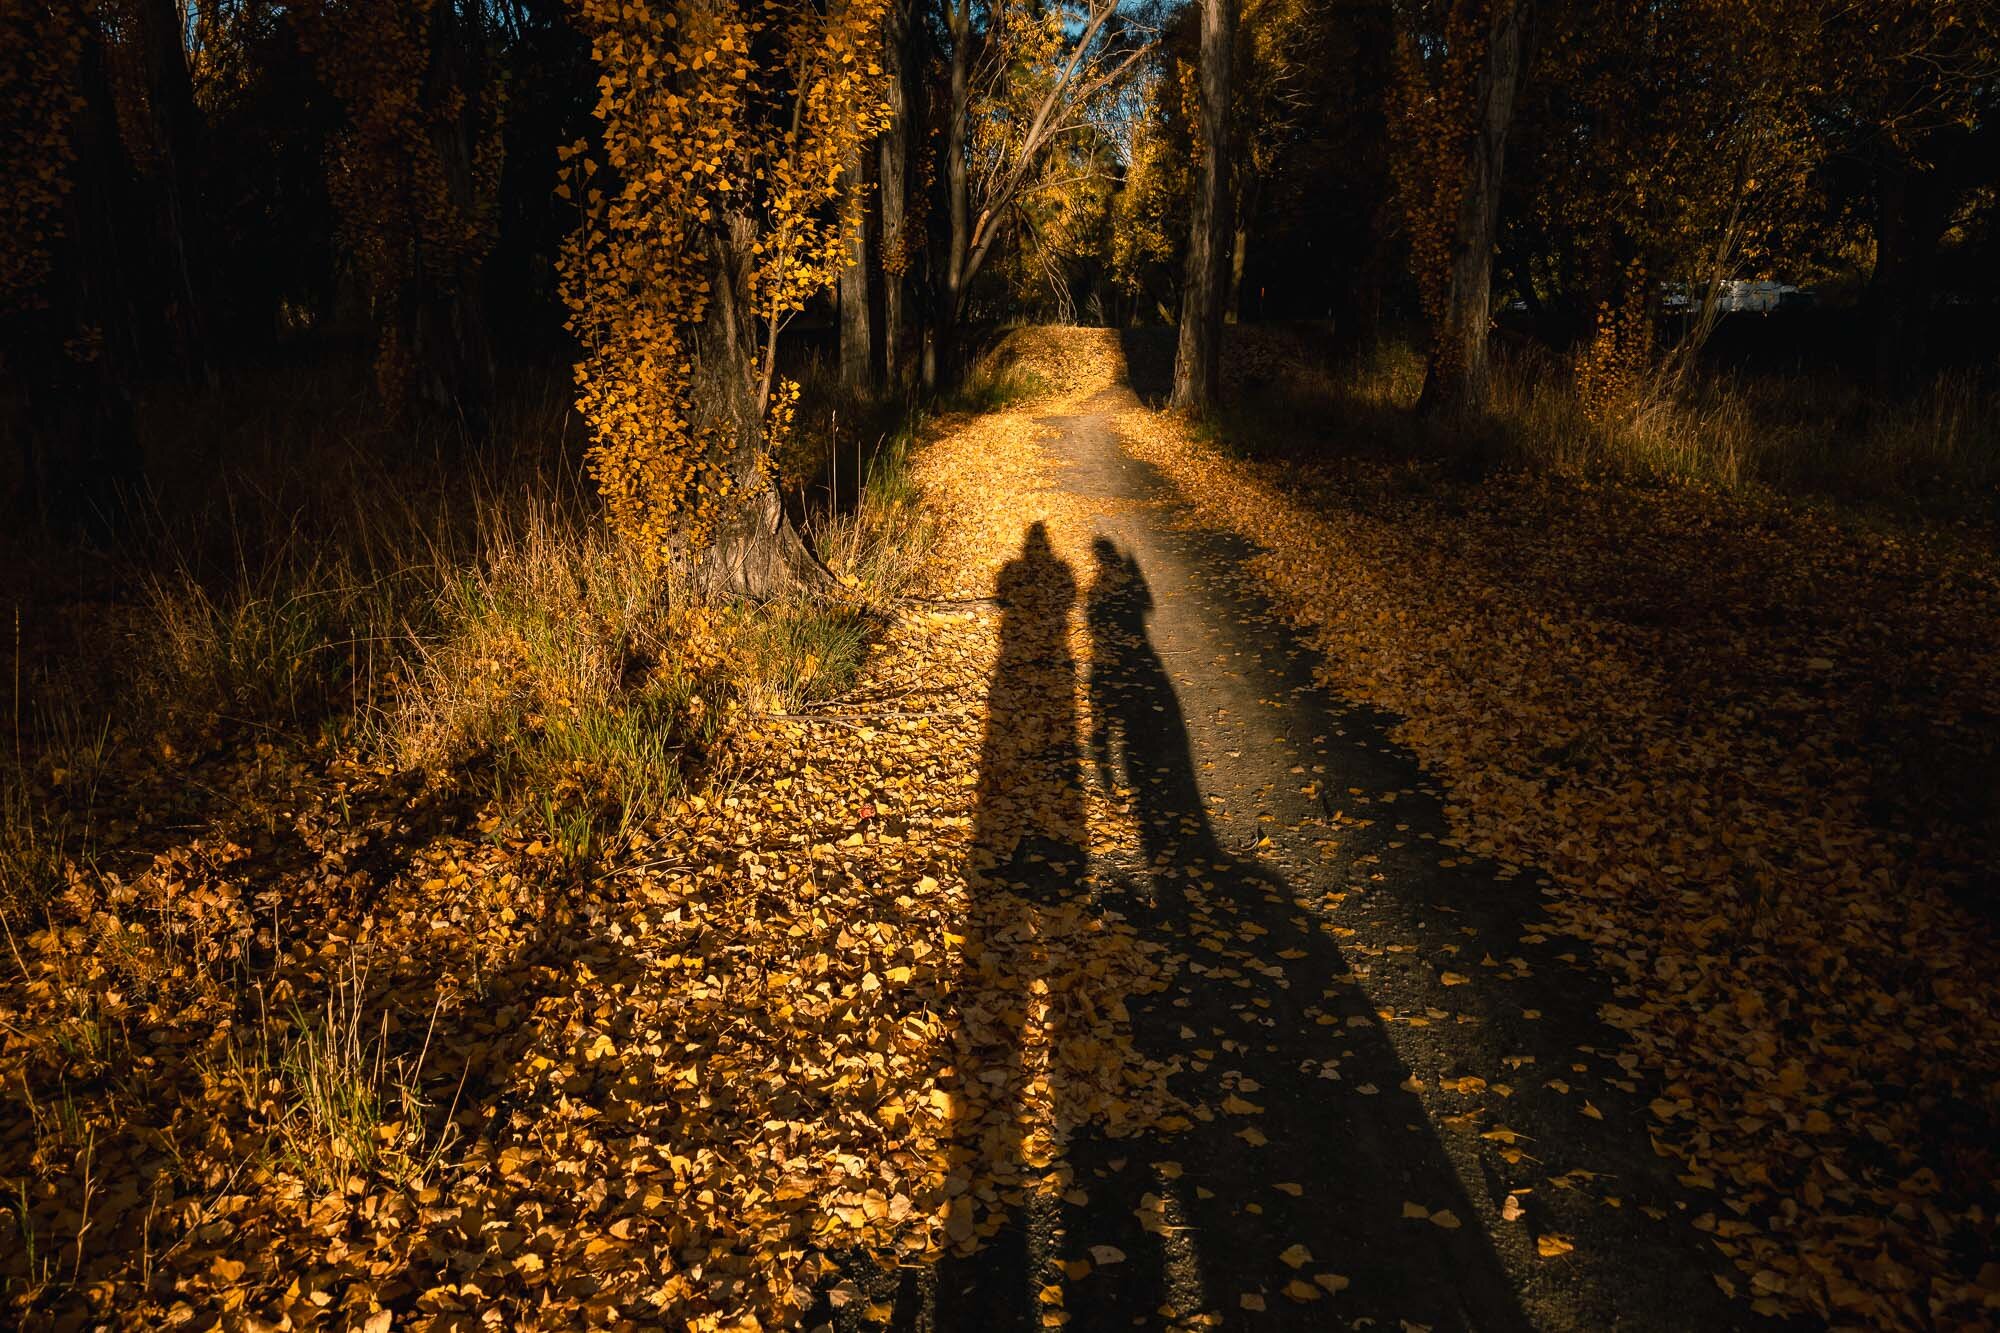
17 27 145 538
838 141 876 393
695 215 815 596
877 0 913 390
933 0 971 389
1170 0 1234 410
1419 0 1530 416
1228 218 1248 324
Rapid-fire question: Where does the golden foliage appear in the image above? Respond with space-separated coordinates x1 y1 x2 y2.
1575 262 1654 423
881 140 932 280
1110 130 1185 299
0 361 1188 1329
560 0 892 566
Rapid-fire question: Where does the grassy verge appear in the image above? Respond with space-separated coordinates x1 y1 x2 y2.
0 358 936 1317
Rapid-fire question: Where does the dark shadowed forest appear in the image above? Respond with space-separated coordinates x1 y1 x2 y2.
3 1 1998 1329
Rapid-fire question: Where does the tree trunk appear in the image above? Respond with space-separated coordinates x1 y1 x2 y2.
838 141 875 394
1870 149 1944 397
1418 0 1530 417
1170 0 1234 411
137 0 209 382
699 214 821 596
934 0 971 390
1227 218 1248 324
22 23 144 540
878 0 912 390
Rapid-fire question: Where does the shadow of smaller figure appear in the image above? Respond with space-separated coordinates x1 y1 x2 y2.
1085 537 1211 918
1064 536 1532 1331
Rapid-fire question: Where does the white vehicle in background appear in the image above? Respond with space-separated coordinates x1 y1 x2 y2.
1711 279 1810 313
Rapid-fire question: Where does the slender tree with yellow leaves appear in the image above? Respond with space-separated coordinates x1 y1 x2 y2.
561 0 892 590
935 0 1147 381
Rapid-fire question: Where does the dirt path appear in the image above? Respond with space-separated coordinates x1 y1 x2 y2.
846 377 1749 1330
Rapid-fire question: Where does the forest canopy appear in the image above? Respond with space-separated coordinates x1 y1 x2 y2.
8 0 1996 547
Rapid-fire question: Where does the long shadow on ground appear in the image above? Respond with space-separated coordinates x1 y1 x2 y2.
859 524 1537 1330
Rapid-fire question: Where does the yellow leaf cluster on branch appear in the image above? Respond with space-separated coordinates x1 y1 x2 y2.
1576 259 1654 423
561 0 891 567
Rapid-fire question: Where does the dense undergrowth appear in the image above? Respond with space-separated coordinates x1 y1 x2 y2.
5 350 990 884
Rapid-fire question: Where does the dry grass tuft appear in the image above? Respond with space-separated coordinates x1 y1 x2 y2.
217 953 460 1194
1198 326 2000 518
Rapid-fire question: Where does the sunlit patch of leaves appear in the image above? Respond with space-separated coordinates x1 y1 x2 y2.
0 366 958 1329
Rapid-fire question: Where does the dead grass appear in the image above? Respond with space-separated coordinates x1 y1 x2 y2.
1490 352 2000 507
1201 327 2000 518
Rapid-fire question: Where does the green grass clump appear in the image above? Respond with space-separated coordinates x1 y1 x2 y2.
735 602 871 712
7 354 944 891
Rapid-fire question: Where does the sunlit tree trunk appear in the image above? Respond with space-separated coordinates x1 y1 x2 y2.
565 0 894 593
700 214 818 595
1170 0 1233 410
1418 0 1530 417
877 0 913 390
838 142 875 393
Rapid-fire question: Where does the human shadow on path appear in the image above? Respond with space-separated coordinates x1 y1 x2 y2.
903 526 1535 1329
921 521 1098 1327
1064 537 1530 1329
